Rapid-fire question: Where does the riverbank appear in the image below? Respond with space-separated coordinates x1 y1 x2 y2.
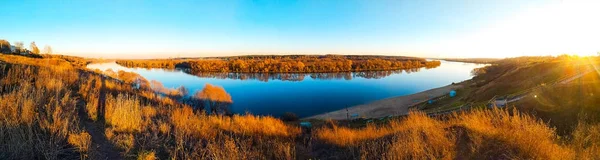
305 84 463 120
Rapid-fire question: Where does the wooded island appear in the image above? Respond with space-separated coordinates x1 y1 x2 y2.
116 55 442 73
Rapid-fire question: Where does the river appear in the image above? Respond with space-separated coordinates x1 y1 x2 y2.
87 60 484 118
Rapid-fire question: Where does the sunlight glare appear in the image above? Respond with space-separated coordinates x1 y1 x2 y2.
437 0 600 58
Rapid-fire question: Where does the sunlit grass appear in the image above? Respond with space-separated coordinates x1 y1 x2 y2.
316 109 577 159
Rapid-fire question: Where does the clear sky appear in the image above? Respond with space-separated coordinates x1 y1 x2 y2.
1 0 598 58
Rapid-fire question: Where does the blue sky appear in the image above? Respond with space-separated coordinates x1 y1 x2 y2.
1 0 598 58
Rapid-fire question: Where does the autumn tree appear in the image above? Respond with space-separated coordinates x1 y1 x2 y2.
0 40 10 54
295 61 305 71
231 59 248 72
30 42 40 54
194 84 233 115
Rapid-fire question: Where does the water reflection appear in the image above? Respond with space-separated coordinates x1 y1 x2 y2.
183 67 427 82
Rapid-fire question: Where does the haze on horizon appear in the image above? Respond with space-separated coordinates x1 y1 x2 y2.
1 0 599 59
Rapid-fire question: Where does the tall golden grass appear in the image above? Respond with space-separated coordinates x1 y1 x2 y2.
105 94 143 132
0 59 81 159
315 109 584 159
168 106 299 159
68 131 92 155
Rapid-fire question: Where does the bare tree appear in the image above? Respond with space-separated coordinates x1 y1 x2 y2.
43 45 53 55
30 42 40 54
14 41 24 53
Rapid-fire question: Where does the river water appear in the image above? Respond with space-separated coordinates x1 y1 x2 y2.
87 60 484 117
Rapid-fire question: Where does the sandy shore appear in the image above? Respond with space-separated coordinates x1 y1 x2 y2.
305 84 462 120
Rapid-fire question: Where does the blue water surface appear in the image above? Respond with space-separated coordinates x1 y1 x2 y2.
87 61 484 118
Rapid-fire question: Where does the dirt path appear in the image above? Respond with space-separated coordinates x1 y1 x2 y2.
305 84 462 120
78 78 123 160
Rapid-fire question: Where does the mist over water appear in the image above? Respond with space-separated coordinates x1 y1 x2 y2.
87 60 484 117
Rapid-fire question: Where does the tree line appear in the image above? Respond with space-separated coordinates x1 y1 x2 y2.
0 39 53 58
116 55 441 73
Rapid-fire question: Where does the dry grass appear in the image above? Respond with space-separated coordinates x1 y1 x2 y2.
316 109 577 159
105 94 143 132
68 131 92 153
316 122 396 146
451 108 574 159
113 133 136 153
137 150 157 160
570 122 600 160
0 59 81 159
385 112 455 160
214 114 300 137
171 106 300 139
170 106 217 140
169 106 299 159
78 76 101 121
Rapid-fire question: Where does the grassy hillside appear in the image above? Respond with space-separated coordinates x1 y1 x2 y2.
514 71 600 135
1 53 599 159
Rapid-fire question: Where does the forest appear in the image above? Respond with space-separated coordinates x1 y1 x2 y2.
116 55 442 73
